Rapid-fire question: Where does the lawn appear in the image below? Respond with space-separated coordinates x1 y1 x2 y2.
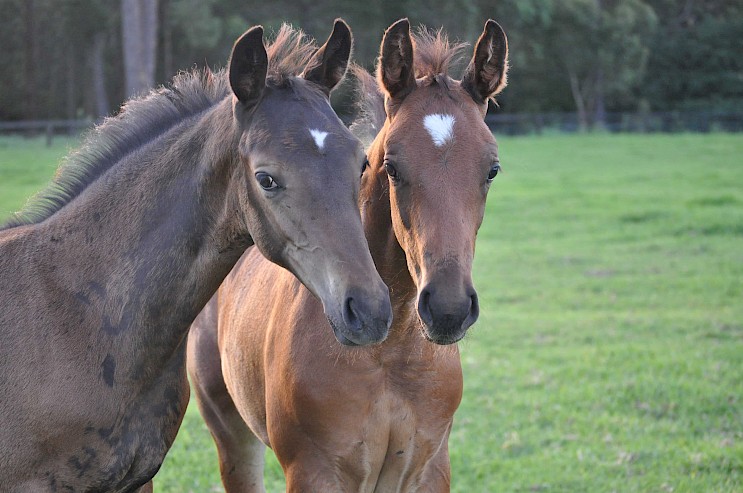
1 133 741 492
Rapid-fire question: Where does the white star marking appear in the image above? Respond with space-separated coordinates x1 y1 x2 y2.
310 129 328 151
423 114 455 147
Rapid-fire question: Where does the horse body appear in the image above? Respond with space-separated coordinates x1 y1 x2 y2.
189 19 509 492
191 249 462 492
0 21 391 491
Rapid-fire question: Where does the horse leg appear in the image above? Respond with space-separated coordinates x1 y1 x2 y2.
283 459 349 493
416 440 453 493
187 297 266 493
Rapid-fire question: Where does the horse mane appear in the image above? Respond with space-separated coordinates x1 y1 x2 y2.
2 24 316 230
349 26 469 147
349 64 386 148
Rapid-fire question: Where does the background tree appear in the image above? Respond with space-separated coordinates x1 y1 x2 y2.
0 0 740 124
642 0 743 111
496 0 657 129
122 0 159 98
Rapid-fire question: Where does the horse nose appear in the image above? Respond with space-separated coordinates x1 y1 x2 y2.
417 284 479 344
340 289 392 346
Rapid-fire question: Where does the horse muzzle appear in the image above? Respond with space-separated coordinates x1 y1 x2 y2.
326 284 393 346
417 282 479 345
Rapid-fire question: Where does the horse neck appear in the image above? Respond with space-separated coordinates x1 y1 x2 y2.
361 128 417 322
39 97 251 370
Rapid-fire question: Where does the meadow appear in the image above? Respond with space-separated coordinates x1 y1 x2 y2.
1 133 741 492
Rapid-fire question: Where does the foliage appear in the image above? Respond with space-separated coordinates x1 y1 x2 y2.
0 0 741 122
642 1 743 111
2 133 740 491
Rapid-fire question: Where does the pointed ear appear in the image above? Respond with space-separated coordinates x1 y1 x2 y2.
377 18 416 102
461 20 509 104
229 26 268 108
302 19 353 94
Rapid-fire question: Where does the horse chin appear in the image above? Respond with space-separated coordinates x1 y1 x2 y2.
326 315 361 347
419 322 467 346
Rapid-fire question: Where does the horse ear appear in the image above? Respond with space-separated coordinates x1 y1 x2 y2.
377 18 416 102
461 20 509 104
229 26 268 108
302 19 353 94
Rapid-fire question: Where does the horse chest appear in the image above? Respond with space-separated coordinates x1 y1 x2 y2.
330 384 454 493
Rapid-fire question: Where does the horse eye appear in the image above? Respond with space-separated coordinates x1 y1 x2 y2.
255 172 279 191
361 158 370 177
487 163 501 182
384 162 399 181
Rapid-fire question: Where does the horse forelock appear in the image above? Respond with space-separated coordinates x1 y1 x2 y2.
265 24 320 86
350 27 471 148
412 27 469 82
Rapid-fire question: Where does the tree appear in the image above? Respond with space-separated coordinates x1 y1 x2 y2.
122 0 159 97
546 0 657 129
642 0 743 111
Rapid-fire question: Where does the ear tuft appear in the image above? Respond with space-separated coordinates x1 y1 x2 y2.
461 19 509 104
377 18 416 102
229 26 268 108
302 18 353 94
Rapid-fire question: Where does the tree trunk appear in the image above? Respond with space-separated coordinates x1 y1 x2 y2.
161 0 173 80
122 0 159 98
568 70 589 132
593 68 606 130
23 0 38 122
91 32 110 119
67 44 76 130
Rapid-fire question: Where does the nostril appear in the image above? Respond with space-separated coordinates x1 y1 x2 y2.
417 288 433 325
468 291 480 323
343 297 362 332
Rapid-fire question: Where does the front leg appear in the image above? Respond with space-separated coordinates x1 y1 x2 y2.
416 441 452 493
282 455 357 493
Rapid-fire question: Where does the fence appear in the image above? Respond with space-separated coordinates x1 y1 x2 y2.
485 111 743 135
0 119 93 146
1 112 742 145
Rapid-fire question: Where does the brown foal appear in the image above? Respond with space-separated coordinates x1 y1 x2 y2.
188 18 508 492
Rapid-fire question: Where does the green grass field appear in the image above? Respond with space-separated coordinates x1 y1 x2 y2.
1 133 741 492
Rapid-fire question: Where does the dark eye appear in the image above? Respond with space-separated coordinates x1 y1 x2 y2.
384 162 399 182
255 172 279 191
487 163 501 182
361 158 370 177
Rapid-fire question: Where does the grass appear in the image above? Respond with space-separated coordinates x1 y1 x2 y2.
0 137 75 219
1 133 741 492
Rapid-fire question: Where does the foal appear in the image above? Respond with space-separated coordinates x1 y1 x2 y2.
0 21 391 492
188 19 508 491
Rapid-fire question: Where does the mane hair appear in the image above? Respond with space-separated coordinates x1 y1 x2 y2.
349 64 386 147
2 24 317 230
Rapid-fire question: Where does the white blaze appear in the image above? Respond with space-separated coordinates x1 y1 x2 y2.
310 129 329 150
423 113 455 147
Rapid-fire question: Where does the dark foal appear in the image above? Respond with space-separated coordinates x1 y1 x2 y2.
188 19 508 492
0 21 391 492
